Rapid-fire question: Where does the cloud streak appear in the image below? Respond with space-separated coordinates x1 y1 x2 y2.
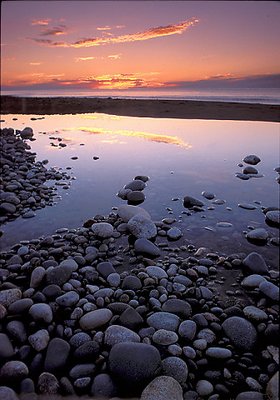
31 19 50 26
40 25 68 36
29 18 198 48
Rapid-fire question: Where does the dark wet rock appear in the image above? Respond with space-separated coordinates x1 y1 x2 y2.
29 303 53 323
236 392 264 400
140 376 183 400
0 361 28 382
183 196 204 209
46 263 77 286
74 341 100 362
167 227 182 240
20 127 34 139
243 155 261 165
243 252 269 274
259 281 279 302
79 309 113 330
266 371 279 400
222 316 257 351
0 333 14 359
0 386 19 400
109 342 162 389
125 180 146 191
135 175 149 182
196 380 214 396
238 203 257 210
246 228 269 243
127 191 145 204
122 275 142 290
243 306 268 322
6 321 27 343
28 329 50 352
152 329 178 345
162 299 192 318
134 239 161 257
127 214 157 239
69 332 91 348
178 320 197 341
146 266 168 279
96 261 116 278
0 288 22 308
205 347 232 359
91 222 113 238
91 373 118 398
236 173 250 180
44 338 70 373
241 274 266 288
243 166 259 174
117 204 151 222
69 364 96 380
119 307 144 330
265 210 280 227
161 357 188 384
201 191 215 200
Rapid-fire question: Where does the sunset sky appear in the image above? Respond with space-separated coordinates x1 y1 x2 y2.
1 1 280 92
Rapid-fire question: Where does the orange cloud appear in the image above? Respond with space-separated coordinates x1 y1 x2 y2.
97 26 111 31
41 25 68 36
31 19 50 26
29 62 42 66
75 56 96 62
30 18 198 48
108 54 122 60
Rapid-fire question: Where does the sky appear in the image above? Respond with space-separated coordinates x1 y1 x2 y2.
1 0 280 93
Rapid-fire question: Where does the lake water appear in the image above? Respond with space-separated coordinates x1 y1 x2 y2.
0 113 279 267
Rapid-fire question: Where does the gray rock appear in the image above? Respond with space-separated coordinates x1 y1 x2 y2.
73 341 100 362
246 228 269 243
162 299 192 318
236 392 264 400
6 320 27 343
69 332 91 348
107 273 121 287
0 333 14 358
128 214 157 239
122 275 142 290
205 347 232 359
243 252 269 274
0 288 22 307
119 307 144 330
69 364 96 379
259 281 279 302
56 291 79 307
0 386 19 400
135 238 161 257
37 372 59 394
28 329 50 352
147 312 180 331
44 338 70 373
243 166 258 174
104 325 140 347
161 357 188 384
91 222 113 238
117 204 151 222
167 227 182 240
0 202 16 214
202 191 215 200
152 329 179 345
238 203 257 210
265 210 280 227
222 316 257 351
266 371 279 400
109 342 162 388
30 267 45 288
22 211 36 219
46 264 76 286
178 320 197 340
140 376 183 400
243 155 261 165
20 127 34 139
196 380 214 396
236 173 250 180
29 303 53 323
117 188 132 200
197 328 216 344
91 373 117 398
146 266 168 279
125 180 146 191
79 309 113 330
241 274 266 289
97 261 116 278
0 361 28 382
183 196 204 208
127 191 145 203
243 306 268 322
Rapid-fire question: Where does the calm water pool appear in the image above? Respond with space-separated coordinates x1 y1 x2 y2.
0 113 279 267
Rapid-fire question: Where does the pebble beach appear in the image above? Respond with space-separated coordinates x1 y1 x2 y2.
0 100 279 400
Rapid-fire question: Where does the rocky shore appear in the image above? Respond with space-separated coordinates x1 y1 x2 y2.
0 129 279 400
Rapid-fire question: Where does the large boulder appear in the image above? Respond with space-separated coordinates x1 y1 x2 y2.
222 316 257 351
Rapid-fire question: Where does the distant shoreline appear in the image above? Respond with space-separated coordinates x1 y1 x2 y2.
1 95 280 122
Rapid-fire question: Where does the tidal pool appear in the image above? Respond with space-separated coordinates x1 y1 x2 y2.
0 113 279 267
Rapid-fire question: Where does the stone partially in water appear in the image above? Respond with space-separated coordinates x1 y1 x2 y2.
117 204 151 222
91 222 113 238
243 166 258 174
183 196 204 209
265 210 280 227
246 228 269 243
128 214 157 239
243 154 261 165
134 239 161 257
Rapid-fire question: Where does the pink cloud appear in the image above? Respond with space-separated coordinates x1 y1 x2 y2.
31 19 50 26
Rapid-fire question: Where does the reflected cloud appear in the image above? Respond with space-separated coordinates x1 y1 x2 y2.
65 126 192 148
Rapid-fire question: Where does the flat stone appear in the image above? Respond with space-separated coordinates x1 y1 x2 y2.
206 347 232 359
178 320 197 341
259 281 279 302
44 338 70 373
128 214 157 239
147 312 180 331
265 210 280 227
202 191 215 200
91 222 113 238
127 191 145 203
97 261 116 278
122 275 142 290
243 155 261 165
109 342 162 389
162 299 192 318
146 266 168 279
222 316 257 351
79 309 113 330
69 364 96 379
125 180 146 191
236 392 264 400
167 227 182 240
104 325 140 347
161 357 188 384
117 205 151 222
246 228 269 243
140 376 183 400
243 306 268 322
29 303 53 323
56 291 79 307
238 203 257 210
241 274 266 289
243 252 269 275
135 238 161 257
73 341 100 362
152 329 179 345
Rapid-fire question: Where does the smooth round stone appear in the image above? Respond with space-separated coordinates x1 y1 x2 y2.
162 299 192 318
0 288 22 307
243 306 268 322
20 127 34 139
30 267 46 288
243 155 261 165
79 309 113 330
117 188 132 200
196 380 214 396
135 175 149 182
265 210 280 227
161 357 188 384
167 227 182 240
243 166 258 174
29 303 53 323
241 274 266 289
0 202 17 214
38 372 59 394
28 329 50 351
56 291 79 307
94 288 114 298
259 281 279 302
146 266 168 279
74 341 100 362
6 321 27 343
152 329 178 345
117 205 151 222
222 316 257 351
236 392 264 400
134 238 161 257
97 261 116 278
104 325 140 347
216 222 233 228
0 333 14 358
0 386 19 400
107 273 121 287
46 265 75 286
44 338 70 373
197 328 216 344
69 364 96 380
147 312 180 331
206 347 232 359
74 377 91 389
17 246 29 256
178 320 197 340
127 191 145 203
128 214 157 239
243 252 269 275
109 342 161 388
183 196 204 209
122 275 142 290
91 222 113 238
0 361 29 381
246 228 269 243
238 203 257 210
140 376 183 400
91 373 117 398
125 180 146 191
202 191 215 200
69 332 91 348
